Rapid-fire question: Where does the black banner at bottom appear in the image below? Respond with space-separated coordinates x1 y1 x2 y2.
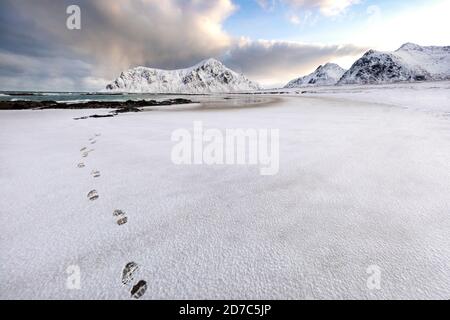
1 300 442 318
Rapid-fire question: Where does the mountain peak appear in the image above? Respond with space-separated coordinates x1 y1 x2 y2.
284 63 346 88
397 43 422 51
195 58 224 68
321 63 341 69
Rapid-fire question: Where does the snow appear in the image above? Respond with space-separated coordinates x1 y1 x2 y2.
295 81 450 114
339 43 450 85
395 44 450 79
284 63 346 88
1 82 450 299
105 58 261 94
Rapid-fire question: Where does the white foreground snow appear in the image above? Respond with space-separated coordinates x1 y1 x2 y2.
1 82 450 299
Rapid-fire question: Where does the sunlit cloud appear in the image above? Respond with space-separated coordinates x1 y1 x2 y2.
4 0 236 78
0 0 238 90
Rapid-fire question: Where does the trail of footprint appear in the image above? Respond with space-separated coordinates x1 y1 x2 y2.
113 209 128 226
121 262 147 299
87 190 99 201
81 134 147 299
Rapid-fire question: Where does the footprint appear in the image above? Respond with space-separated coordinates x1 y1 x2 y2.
90 140 97 145
80 147 87 152
87 190 99 201
91 170 101 178
82 149 95 158
77 163 85 168
131 280 148 299
95 133 102 137
113 209 128 226
122 262 139 285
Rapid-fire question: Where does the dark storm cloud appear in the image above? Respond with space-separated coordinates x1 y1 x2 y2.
0 1 98 90
0 1 55 57
0 0 235 90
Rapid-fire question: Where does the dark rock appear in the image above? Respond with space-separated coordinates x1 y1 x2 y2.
0 98 194 111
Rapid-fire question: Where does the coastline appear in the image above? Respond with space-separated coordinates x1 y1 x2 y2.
0 98 194 111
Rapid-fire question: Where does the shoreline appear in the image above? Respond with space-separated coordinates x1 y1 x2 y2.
0 98 194 111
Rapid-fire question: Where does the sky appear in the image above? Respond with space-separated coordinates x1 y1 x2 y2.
0 0 449 90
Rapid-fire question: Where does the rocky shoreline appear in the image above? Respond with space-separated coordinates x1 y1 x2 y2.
0 98 194 111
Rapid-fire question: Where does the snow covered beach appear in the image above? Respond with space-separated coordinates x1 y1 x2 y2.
1 82 449 299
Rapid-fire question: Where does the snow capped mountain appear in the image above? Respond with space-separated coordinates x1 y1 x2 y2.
284 63 346 88
106 44 449 92
106 58 261 93
338 43 450 85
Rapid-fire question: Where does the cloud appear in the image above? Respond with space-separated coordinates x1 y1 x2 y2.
285 0 360 16
288 13 301 25
366 5 382 24
222 38 367 87
0 0 367 90
0 50 104 91
355 0 450 50
257 0 360 16
20 0 235 73
0 0 236 90
255 0 276 11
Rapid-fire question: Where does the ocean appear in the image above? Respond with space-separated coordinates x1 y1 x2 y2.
0 91 204 103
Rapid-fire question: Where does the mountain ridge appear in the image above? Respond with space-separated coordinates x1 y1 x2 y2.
106 58 261 93
106 43 450 93
338 43 450 85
